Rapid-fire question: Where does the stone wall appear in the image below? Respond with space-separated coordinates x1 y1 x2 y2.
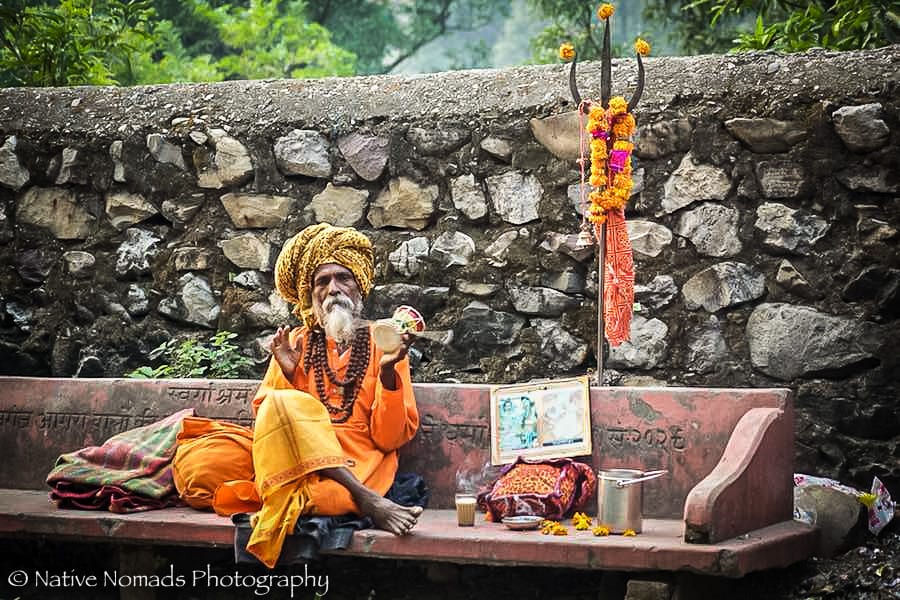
0 47 897 493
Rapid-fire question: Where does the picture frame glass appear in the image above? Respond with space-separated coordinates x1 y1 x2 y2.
490 376 592 465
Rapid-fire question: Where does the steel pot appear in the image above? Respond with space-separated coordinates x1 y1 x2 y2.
596 469 667 533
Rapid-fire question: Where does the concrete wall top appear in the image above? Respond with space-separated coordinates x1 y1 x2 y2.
1 47 898 137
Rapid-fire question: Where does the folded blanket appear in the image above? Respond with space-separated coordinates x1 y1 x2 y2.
46 408 194 513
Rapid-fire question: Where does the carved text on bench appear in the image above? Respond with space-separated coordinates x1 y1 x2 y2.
166 386 251 406
418 414 490 447
594 425 688 452
414 416 689 452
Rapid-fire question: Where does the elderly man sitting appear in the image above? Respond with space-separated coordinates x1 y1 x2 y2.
173 223 422 568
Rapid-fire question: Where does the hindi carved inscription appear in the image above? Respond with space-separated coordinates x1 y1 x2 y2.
594 425 687 452
1 384 256 436
166 386 251 406
418 414 489 448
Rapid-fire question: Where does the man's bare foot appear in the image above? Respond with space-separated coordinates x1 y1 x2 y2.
356 492 422 536
270 326 301 381
318 467 422 536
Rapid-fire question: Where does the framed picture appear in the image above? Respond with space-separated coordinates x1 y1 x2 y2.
489 376 592 465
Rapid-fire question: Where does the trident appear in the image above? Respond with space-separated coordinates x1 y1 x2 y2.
568 15 644 385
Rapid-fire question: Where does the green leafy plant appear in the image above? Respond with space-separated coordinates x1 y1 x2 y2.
127 331 254 379
115 18 224 85
189 0 356 80
0 0 155 87
678 0 898 53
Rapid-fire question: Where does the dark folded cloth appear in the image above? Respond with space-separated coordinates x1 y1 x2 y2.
232 513 371 566
385 472 430 508
233 472 430 566
50 481 182 513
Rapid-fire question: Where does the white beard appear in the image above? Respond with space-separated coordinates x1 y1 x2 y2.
318 294 360 346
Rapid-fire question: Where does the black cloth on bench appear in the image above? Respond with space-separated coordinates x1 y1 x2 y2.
233 472 429 566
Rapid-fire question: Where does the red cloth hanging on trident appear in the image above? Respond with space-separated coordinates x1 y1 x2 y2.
597 211 634 346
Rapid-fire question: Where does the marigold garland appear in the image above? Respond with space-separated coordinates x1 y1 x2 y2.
585 95 636 225
559 42 575 61
592 525 611 536
622 528 637 537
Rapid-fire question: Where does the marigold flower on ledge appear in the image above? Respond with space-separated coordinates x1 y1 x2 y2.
597 4 615 21
623 528 637 536
540 520 569 535
559 43 575 61
592 525 611 536
634 38 651 57
572 512 592 530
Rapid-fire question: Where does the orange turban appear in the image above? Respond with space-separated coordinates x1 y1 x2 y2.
274 223 374 328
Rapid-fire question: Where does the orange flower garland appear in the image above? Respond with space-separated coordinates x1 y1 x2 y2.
586 96 636 225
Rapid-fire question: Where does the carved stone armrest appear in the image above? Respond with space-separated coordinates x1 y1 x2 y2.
683 407 794 543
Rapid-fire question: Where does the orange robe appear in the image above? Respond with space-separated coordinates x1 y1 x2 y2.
179 325 419 568
172 418 254 510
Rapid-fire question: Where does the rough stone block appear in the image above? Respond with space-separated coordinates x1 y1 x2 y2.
625 579 672 600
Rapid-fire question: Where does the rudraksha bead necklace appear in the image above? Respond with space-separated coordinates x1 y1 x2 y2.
303 326 370 423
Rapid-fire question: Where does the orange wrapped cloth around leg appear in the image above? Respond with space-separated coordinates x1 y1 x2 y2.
245 389 347 568
172 417 254 511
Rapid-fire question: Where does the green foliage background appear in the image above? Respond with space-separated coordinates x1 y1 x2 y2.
127 331 254 379
0 0 897 85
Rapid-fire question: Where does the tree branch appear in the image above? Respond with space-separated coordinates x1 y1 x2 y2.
582 5 602 57
381 0 454 73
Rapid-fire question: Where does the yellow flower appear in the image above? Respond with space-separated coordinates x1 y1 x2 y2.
597 4 615 21
623 529 637 536
572 512 593 530
859 493 877 507
608 96 628 115
592 525 611 536
634 38 651 57
540 520 569 535
559 43 575 61
587 105 605 123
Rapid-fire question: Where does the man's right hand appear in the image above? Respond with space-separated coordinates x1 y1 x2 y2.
270 326 301 382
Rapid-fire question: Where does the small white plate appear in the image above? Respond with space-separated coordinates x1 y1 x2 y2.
501 515 543 531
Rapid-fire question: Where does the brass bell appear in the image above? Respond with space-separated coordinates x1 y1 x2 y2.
574 224 595 249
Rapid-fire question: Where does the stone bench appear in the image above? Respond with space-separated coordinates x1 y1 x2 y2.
0 376 816 578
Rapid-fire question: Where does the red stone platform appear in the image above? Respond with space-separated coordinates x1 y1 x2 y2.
0 377 817 578
0 490 815 577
